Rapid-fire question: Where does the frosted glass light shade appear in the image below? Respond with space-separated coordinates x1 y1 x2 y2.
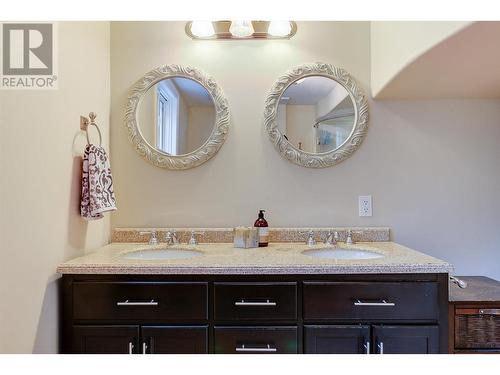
190 21 215 38
229 20 254 38
268 21 292 37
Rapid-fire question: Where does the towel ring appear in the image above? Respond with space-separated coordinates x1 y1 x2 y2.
80 112 102 146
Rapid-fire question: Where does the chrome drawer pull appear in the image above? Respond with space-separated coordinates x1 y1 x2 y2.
116 299 158 306
354 299 395 307
364 341 370 354
234 299 277 307
479 309 500 315
235 344 277 352
378 342 384 354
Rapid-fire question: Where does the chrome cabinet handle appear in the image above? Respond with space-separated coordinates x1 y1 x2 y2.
116 300 158 306
479 309 500 315
234 299 277 307
235 344 277 353
364 341 370 354
354 299 395 307
128 342 134 354
378 342 384 354
142 342 148 354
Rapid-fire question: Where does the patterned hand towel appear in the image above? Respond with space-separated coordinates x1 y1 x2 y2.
80 144 117 220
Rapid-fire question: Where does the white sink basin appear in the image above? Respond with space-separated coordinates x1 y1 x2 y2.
122 248 203 260
302 247 384 260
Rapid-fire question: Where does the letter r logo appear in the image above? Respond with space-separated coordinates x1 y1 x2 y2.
2 23 53 75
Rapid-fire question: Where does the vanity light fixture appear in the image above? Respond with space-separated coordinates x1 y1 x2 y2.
189 21 215 38
185 21 297 40
294 78 306 85
268 21 292 37
229 20 254 38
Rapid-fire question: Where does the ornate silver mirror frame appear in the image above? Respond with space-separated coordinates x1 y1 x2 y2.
125 64 230 170
264 62 369 168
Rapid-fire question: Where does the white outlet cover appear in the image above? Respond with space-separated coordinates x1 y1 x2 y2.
359 195 372 217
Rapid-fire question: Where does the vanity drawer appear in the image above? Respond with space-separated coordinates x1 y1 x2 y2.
72 282 208 322
214 326 298 354
303 281 438 321
213 282 297 321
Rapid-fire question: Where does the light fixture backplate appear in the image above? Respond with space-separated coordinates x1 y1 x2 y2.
185 21 297 40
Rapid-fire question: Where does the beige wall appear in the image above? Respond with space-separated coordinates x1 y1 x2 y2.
110 21 500 281
187 106 215 152
0 22 111 353
372 22 500 99
286 105 316 151
371 21 471 97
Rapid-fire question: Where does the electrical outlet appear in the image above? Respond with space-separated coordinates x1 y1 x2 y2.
359 195 372 217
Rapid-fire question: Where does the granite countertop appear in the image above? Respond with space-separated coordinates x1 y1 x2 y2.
449 276 500 302
56 242 453 275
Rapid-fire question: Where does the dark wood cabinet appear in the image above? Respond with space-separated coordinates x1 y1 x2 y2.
71 325 208 354
73 281 208 322
214 326 298 354
303 281 438 321
214 282 297 322
72 325 139 354
372 325 439 354
304 325 438 354
304 325 370 354
61 273 448 354
141 326 208 354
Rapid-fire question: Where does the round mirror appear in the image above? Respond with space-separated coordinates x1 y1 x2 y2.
125 65 229 170
277 76 355 153
264 63 368 168
137 77 215 156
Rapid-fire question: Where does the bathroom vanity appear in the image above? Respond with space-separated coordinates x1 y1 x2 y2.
58 234 452 354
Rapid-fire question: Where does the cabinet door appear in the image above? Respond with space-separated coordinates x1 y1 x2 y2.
141 326 208 354
72 325 139 354
372 325 439 354
304 325 370 354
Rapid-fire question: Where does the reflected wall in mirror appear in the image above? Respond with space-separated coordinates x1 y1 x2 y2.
278 76 355 153
125 65 229 170
138 77 215 156
265 62 369 168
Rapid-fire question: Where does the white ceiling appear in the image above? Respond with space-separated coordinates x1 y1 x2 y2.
171 77 213 106
281 76 346 105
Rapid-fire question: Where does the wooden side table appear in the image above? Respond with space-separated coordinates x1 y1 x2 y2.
449 276 500 353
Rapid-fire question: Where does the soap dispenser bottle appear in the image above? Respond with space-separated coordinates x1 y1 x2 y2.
254 210 269 247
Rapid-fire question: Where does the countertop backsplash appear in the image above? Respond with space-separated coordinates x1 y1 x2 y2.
112 227 390 244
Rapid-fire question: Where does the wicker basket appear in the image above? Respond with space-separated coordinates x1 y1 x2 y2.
455 313 500 349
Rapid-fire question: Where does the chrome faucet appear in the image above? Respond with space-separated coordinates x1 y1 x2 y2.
188 230 205 246
300 230 316 246
139 230 159 245
450 276 468 289
346 230 354 245
164 230 180 246
324 230 338 246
